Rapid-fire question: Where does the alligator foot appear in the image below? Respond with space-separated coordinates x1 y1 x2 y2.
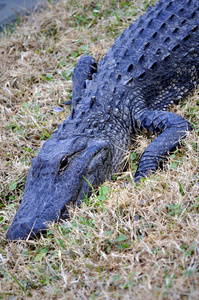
134 110 191 181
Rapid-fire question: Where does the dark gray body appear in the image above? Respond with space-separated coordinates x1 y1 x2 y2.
7 0 199 240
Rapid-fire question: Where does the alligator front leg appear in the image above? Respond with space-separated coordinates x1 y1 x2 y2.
133 110 191 182
72 54 97 105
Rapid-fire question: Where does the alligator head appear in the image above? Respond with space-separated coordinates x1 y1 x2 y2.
6 135 112 240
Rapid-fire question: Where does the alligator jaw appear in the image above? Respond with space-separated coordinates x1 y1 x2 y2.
6 137 111 241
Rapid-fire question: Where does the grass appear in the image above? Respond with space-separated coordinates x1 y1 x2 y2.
0 0 199 298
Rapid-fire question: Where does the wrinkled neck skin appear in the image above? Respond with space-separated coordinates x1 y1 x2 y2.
6 109 132 241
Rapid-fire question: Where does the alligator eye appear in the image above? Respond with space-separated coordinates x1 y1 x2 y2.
59 155 68 173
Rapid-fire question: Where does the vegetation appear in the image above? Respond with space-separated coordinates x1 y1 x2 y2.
0 0 198 298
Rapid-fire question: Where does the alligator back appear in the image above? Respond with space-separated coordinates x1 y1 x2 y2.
87 0 199 112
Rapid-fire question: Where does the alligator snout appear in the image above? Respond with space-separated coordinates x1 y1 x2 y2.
6 218 47 241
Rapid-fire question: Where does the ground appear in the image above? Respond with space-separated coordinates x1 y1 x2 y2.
0 0 199 299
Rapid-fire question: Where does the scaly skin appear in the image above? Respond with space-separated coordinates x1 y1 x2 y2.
7 0 199 240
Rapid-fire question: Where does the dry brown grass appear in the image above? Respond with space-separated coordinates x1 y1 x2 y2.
0 0 199 299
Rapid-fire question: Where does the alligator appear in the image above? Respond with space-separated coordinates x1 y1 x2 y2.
6 0 199 241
